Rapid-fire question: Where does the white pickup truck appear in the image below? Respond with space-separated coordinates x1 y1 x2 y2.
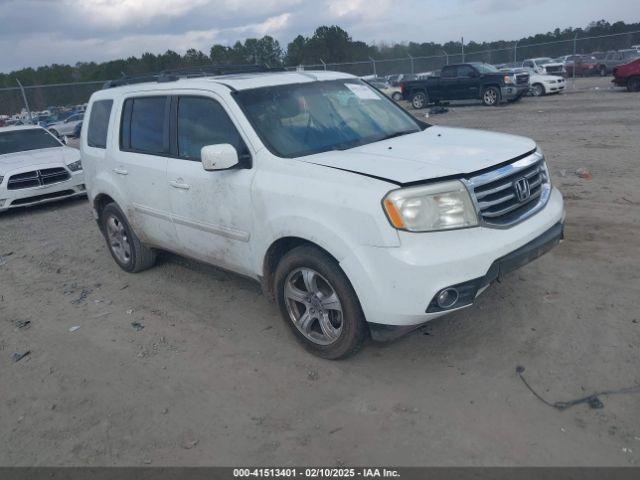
81 68 565 359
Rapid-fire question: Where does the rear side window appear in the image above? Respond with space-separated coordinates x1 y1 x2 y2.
177 96 245 161
120 96 169 154
457 66 475 78
87 100 112 148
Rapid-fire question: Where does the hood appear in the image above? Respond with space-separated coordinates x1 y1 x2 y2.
0 146 79 172
300 126 536 184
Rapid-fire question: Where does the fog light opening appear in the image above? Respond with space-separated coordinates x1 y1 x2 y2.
436 288 459 309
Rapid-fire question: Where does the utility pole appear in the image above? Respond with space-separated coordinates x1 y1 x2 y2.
514 40 519 63
572 32 579 89
408 54 414 74
320 58 327 71
461 37 465 62
16 79 33 124
369 57 377 77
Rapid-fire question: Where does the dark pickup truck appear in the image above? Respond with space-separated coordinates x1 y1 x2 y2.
400 62 530 108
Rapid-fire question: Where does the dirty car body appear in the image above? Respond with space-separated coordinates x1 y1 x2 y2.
81 69 564 358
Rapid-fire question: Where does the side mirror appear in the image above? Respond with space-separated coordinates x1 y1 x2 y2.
201 144 239 171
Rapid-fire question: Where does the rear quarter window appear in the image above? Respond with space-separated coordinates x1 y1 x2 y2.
87 100 113 148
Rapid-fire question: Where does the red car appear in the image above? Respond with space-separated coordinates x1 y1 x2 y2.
612 58 640 92
564 55 597 77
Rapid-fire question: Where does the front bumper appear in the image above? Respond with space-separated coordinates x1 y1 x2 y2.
340 187 565 337
501 85 529 100
0 169 85 212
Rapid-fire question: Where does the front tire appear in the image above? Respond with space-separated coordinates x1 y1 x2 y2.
531 83 545 97
392 92 402 101
275 245 367 359
410 91 427 109
101 203 156 273
627 76 640 92
481 86 500 106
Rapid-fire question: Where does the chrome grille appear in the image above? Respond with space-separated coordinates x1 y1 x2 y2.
7 167 70 190
466 152 551 228
515 73 530 85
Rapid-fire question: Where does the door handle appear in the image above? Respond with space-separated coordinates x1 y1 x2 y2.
169 179 191 190
113 167 128 175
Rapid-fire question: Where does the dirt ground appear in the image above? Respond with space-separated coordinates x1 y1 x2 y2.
1 76 639 466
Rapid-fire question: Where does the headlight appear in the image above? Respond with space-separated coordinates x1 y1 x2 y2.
503 75 515 84
67 159 83 172
383 180 478 232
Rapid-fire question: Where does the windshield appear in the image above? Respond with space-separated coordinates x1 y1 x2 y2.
234 79 423 158
0 128 62 155
475 63 499 73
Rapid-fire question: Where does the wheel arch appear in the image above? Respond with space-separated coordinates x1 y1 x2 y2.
262 236 340 300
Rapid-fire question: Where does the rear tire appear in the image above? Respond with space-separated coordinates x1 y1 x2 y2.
410 91 427 109
274 245 367 359
627 76 640 92
392 92 402 101
481 86 500 106
101 203 156 273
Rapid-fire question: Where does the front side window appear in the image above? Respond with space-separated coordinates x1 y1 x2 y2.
177 97 245 161
87 100 113 148
474 63 498 74
234 79 422 158
457 66 476 77
121 96 168 154
0 128 61 155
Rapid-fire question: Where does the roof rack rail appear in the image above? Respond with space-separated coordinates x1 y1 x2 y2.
102 63 285 89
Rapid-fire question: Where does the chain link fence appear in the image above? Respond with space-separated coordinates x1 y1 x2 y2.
2 30 639 124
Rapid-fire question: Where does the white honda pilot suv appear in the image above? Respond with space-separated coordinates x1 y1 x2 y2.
81 68 565 359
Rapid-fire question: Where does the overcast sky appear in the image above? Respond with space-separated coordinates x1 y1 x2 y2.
0 0 639 72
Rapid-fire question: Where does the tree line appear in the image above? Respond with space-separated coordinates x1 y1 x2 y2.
1 20 639 114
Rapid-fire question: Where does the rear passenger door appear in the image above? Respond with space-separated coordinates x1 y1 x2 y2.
437 66 458 99
165 94 255 276
116 95 178 247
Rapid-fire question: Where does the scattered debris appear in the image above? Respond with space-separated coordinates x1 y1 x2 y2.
71 287 93 305
15 320 31 329
181 438 199 450
126 309 134 315
329 427 343 435
120 284 129 290
516 365 640 411
429 106 449 115
623 447 633 454
575 167 593 180
307 370 319 381
69 325 81 333
131 322 145 331
11 351 30 363
558 169 568 178
0 251 13 266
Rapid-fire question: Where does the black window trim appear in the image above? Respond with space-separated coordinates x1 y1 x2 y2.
170 94 253 169
119 95 172 157
87 99 113 149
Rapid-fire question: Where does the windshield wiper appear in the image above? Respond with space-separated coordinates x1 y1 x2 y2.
377 129 418 142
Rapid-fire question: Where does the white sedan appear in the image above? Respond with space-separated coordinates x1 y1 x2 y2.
47 112 84 138
528 72 566 96
0 126 86 212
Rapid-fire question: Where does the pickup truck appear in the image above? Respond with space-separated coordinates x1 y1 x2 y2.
400 62 530 109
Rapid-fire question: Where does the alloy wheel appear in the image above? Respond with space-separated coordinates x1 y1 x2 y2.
283 267 343 345
106 215 132 264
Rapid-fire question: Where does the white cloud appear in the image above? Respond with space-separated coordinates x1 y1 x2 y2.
70 0 210 26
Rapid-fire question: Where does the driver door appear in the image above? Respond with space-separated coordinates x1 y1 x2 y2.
166 94 256 276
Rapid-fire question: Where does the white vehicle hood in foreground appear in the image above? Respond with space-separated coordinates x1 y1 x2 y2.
301 126 537 184
0 147 79 171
